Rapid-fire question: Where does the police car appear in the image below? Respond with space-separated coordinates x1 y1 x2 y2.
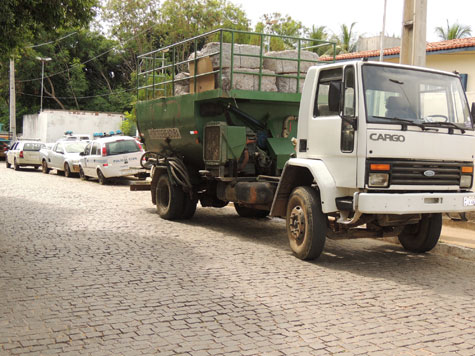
78 132 147 184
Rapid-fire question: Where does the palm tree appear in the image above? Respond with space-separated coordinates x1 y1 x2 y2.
435 20 472 40
308 25 330 56
332 22 358 54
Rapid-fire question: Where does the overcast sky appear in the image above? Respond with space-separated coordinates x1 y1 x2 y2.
231 0 474 43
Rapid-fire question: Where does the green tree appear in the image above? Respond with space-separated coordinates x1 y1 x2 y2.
252 13 305 51
0 0 98 60
435 20 472 40
307 25 332 56
331 23 358 54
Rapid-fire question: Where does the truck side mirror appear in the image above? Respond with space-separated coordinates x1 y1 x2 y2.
328 81 341 112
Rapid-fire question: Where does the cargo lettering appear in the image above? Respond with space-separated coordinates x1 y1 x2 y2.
369 133 406 142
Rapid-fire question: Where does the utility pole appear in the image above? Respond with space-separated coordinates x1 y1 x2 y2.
379 0 388 62
9 58 16 141
36 57 52 112
400 0 427 66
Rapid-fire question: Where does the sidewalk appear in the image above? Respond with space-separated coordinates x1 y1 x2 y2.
440 217 475 249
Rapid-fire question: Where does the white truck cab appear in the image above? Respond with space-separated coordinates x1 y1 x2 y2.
271 61 475 259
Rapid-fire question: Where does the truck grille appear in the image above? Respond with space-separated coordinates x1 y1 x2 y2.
368 160 471 186
204 125 221 162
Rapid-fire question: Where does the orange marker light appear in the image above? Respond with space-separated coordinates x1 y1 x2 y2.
462 166 473 173
370 164 390 171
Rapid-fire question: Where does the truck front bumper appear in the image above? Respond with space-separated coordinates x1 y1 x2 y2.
355 192 475 214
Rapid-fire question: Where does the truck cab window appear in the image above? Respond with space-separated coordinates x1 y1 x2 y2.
313 68 343 117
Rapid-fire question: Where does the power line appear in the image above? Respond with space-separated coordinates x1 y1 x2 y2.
17 24 155 84
26 31 78 49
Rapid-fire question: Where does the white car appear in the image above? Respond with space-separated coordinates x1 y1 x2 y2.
41 141 89 177
78 136 146 184
6 141 45 170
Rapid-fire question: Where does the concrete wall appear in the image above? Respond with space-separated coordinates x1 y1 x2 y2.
357 36 400 52
23 110 124 142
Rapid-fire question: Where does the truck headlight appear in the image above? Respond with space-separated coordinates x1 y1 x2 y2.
369 173 389 187
460 175 473 188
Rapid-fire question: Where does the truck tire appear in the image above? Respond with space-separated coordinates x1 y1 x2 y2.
41 160 50 174
234 203 269 218
156 174 185 220
398 213 442 253
181 195 198 220
286 186 327 260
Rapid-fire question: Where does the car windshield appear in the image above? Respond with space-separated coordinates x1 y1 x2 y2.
362 65 473 130
106 140 140 155
23 143 44 151
64 142 87 153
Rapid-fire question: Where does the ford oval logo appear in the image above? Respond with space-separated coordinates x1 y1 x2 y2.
424 170 436 177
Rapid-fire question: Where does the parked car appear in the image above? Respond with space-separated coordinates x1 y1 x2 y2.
5 141 45 170
0 139 10 160
58 133 91 142
78 136 146 184
41 141 88 177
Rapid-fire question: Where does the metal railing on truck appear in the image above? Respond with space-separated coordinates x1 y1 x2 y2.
137 28 336 100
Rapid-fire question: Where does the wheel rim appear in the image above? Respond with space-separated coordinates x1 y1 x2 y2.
289 205 305 244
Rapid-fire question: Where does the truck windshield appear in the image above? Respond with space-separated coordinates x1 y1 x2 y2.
362 65 473 130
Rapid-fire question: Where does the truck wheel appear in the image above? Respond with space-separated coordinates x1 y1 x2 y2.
181 194 198 220
97 169 108 185
286 186 327 260
156 174 184 220
41 160 50 174
14 159 20 171
79 167 87 181
64 163 72 178
234 203 269 218
398 213 442 253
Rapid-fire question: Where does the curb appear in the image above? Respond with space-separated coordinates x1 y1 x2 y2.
382 237 475 261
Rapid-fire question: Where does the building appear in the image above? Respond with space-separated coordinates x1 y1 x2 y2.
323 37 475 103
22 109 124 142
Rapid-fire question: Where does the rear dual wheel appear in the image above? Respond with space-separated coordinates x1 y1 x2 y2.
155 174 197 220
398 213 442 253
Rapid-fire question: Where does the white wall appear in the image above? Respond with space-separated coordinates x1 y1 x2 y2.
23 110 124 142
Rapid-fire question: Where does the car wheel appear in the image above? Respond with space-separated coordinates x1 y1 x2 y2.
79 166 88 181
97 169 108 185
41 160 50 174
13 159 20 171
6 159 11 169
64 163 72 178
34 165 40 170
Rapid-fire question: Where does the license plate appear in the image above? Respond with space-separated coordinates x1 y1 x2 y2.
464 196 475 207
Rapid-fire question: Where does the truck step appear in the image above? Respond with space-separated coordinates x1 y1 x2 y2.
335 196 354 211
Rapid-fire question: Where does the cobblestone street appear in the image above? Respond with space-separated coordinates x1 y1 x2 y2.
1 163 475 355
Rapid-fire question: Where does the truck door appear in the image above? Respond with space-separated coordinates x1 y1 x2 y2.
307 65 358 188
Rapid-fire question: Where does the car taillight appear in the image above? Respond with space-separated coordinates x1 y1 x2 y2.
19 151 24 158
102 147 107 156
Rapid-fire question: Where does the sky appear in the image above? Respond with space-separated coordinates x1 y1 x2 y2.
230 0 475 43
